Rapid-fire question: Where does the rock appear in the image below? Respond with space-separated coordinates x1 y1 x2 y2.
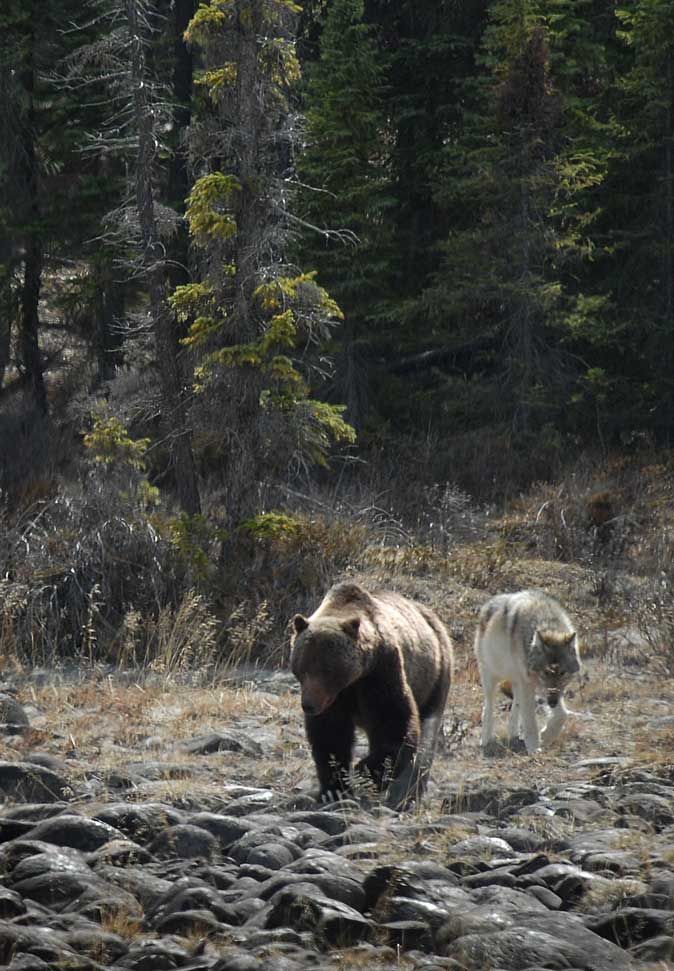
334 841 379 861
21 754 69 775
616 793 674 826
0 819 35 842
249 842 299 869
2 803 71 822
6 956 53 970
64 927 129 963
154 908 231 936
92 803 185 843
223 789 276 816
0 920 73 965
629 934 674 961
441 786 539 816
227 829 301 866
545 798 609 824
587 907 674 948
148 879 243 928
0 694 29 734
374 896 453 933
363 864 463 913
94 863 172 910
379 919 434 951
25 814 125 851
525 885 562 909
0 888 27 918
442 917 633 970
581 850 640 875
189 813 254 850
324 822 386 849
86 838 154 866
266 886 374 945
180 731 263 757
148 824 221 861
190 862 239 891
484 827 545 852
113 939 192 970
211 954 263 971
9 844 90 883
285 811 349 836
462 869 518 890
248 871 366 912
447 835 516 858
0 762 71 803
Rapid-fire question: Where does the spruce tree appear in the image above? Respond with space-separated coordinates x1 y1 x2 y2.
424 0 609 447
607 0 674 436
297 0 391 426
62 0 202 514
174 0 354 526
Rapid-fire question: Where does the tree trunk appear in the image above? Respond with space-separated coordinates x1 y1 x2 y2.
665 51 673 380
94 259 125 384
18 19 47 415
0 251 15 389
234 0 264 341
167 0 195 293
128 0 201 515
217 0 266 524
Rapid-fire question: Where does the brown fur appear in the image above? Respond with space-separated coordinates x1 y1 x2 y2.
290 582 453 809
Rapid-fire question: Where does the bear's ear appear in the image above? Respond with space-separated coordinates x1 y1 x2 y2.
341 617 361 639
293 614 309 635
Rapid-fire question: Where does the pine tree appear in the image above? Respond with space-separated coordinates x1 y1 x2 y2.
66 0 202 514
174 0 354 526
0 0 128 400
423 0 609 445
607 0 674 436
0 0 80 410
297 0 391 426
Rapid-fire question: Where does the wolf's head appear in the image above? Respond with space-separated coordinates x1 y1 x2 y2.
531 628 581 688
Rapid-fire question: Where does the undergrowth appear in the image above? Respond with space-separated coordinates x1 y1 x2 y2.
1 443 674 674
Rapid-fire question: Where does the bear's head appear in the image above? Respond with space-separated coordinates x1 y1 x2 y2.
290 615 367 717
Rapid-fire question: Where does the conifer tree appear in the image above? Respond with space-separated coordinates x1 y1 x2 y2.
0 0 79 410
0 0 128 400
297 0 391 426
66 0 201 514
608 0 674 434
424 0 607 442
175 0 354 526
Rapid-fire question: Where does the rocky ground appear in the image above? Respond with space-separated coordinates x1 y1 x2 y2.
0 633 673 971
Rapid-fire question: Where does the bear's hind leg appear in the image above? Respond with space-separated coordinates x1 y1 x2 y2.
305 706 355 803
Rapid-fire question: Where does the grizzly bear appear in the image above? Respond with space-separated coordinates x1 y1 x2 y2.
290 582 453 809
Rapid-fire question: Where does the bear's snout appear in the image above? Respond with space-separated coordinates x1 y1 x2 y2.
300 676 335 717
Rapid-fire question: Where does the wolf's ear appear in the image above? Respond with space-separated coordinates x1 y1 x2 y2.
341 617 361 640
293 614 309 635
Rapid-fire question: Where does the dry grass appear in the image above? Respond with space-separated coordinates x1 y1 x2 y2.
99 907 144 942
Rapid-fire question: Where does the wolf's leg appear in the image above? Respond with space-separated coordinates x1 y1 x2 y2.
514 679 541 753
540 693 569 747
480 668 499 748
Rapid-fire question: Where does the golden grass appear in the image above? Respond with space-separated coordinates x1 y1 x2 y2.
99 906 144 942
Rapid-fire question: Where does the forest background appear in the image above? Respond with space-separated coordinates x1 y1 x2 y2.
1 0 674 670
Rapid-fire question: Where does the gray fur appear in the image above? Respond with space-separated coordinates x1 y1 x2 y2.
475 589 582 753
